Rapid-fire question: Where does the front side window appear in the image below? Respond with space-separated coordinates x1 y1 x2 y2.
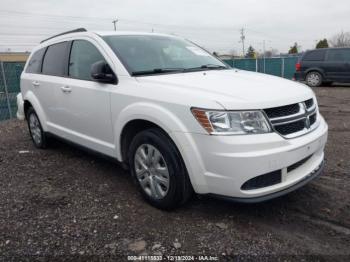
327 49 350 62
103 35 228 75
69 40 106 81
42 42 69 76
26 48 46 74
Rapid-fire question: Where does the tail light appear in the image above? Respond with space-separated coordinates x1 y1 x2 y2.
296 62 301 72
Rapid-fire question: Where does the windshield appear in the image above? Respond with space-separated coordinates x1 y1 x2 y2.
102 35 229 76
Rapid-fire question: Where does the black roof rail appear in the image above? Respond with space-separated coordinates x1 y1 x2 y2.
40 28 87 43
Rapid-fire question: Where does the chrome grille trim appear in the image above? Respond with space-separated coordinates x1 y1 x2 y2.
264 99 319 139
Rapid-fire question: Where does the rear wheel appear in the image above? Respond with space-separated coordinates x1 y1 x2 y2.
306 71 322 87
128 128 193 209
26 107 47 148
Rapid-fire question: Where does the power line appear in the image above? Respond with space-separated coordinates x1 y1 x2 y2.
0 9 112 21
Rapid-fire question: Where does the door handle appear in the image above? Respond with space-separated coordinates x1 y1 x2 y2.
32 81 40 87
60 86 72 93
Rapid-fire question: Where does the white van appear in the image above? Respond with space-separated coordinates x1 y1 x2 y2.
18 28 328 209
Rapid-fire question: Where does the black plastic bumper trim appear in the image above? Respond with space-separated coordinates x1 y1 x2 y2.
209 160 325 204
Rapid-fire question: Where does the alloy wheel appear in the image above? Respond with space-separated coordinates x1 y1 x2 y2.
29 113 42 145
134 144 170 199
307 72 321 87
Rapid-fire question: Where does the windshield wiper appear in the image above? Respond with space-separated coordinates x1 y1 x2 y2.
131 68 185 76
185 64 228 72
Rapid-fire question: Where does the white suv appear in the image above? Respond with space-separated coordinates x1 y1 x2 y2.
18 28 328 209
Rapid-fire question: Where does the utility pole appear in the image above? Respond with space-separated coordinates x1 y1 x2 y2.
263 40 266 73
240 28 246 57
112 19 118 31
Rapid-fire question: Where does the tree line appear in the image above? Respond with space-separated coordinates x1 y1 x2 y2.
241 31 350 58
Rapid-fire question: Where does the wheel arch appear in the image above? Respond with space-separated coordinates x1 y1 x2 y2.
113 102 207 193
22 91 48 131
114 102 191 161
120 119 165 165
305 68 326 78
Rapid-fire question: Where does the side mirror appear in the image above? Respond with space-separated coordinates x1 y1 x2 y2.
91 60 117 84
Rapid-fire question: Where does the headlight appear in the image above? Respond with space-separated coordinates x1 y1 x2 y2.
191 108 271 135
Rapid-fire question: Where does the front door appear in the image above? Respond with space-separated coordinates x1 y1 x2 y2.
53 39 115 156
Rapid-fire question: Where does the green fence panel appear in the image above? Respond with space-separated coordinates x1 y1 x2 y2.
223 59 234 67
284 57 298 79
0 62 25 121
224 57 298 79
0 63 9 121
259 58 282 77
233 58 257 72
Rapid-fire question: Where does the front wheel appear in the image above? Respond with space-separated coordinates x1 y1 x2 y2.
306 71 323 87
128 128 193 209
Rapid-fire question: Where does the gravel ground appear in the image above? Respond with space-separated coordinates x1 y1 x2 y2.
0 86 349 261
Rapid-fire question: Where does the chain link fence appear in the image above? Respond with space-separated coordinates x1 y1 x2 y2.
0 61 25 121
223 57 299 79
0 58 299 122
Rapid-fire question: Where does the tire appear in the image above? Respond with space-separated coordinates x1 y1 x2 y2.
128 128 193 210
306 71 323 87
26 107 47 149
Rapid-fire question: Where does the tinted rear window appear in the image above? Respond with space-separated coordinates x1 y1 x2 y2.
327 49 350 62
42 42 69 76
25 48 46 74
303 50 326 61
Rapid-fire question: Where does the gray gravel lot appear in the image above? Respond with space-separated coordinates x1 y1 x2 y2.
0 86 349 261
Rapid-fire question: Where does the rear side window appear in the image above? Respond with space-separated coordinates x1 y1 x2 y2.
303 50 326 61
42 42 69 76
25 48 46 74
327 49 350 62
69 40 106 81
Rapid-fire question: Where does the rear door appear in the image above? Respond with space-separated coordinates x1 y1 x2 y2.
325 49 350 82
39 41 70 123
21 47 46 117
53 39 115 156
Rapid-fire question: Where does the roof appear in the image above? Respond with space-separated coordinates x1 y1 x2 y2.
40 28 177 44
94 31 175 37
33 28 182 54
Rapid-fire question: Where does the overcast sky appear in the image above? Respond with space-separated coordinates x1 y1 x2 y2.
0 0 349 54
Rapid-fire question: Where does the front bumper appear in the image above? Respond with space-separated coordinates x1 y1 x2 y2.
173 115 328 200
211 160 324 203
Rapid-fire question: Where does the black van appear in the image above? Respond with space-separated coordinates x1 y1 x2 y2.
294 48 350 87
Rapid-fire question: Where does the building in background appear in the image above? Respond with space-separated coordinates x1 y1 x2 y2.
0 52 29 62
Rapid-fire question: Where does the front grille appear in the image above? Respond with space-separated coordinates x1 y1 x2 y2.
264 98 318 138
274 120 305 135
309 113 317 126
241 170 281 190
305 99 314 109
287 155 313 173
264 103 300 118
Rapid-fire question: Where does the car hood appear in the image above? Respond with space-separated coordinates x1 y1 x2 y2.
136 69 315 110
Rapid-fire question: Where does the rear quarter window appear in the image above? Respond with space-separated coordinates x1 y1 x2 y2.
326 49 350 62
25 48 46 74
42 41 69 76
303 50 326 61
